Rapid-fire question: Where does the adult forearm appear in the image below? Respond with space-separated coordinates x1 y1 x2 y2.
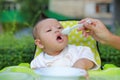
107 34 120 50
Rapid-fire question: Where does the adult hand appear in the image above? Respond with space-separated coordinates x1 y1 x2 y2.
77 18 112 44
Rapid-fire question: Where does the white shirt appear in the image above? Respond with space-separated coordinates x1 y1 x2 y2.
30 45 100 70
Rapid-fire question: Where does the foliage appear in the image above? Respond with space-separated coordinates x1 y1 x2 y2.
98 43 120 67
17 0 49 26
0 33 35 70
0 0 48 33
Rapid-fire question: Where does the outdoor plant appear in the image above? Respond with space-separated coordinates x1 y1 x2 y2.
0 32 35 70
98 43 120 67
17 0 48 26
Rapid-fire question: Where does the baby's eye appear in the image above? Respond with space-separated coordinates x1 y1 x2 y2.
58 26 63 29
46 29 52 32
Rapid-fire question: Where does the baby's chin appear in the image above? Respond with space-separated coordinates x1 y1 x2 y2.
55 43 65 48
57 44 68 51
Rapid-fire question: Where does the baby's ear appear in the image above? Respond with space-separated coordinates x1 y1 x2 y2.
35 39 44 48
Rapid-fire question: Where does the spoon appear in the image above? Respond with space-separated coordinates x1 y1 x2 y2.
61 20 91 35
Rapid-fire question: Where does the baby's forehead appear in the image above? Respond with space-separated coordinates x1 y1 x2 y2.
37 19 61 29
42 19 60 25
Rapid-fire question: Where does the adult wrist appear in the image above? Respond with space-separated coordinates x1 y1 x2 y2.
102 31 113 45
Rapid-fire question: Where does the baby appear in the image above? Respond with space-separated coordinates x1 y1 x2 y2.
30 18 99 70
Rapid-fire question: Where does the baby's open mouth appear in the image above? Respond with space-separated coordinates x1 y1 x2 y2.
56 34 64 43
57 36 62 40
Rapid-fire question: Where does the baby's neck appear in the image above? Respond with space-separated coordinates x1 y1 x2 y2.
43 49 63 56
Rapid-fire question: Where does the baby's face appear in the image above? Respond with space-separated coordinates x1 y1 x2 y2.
37 19 68 55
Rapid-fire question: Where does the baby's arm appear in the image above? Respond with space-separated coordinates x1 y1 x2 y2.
72 46 100 70
73 58 94 80
73 58 94 70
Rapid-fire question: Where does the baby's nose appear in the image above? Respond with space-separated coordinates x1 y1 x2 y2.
54 29 61 33
55 30 60 33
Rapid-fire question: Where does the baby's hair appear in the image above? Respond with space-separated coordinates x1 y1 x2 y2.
33 20 41 40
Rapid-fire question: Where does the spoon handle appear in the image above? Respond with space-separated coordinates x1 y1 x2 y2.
71 19 91 30
71 24 83 30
